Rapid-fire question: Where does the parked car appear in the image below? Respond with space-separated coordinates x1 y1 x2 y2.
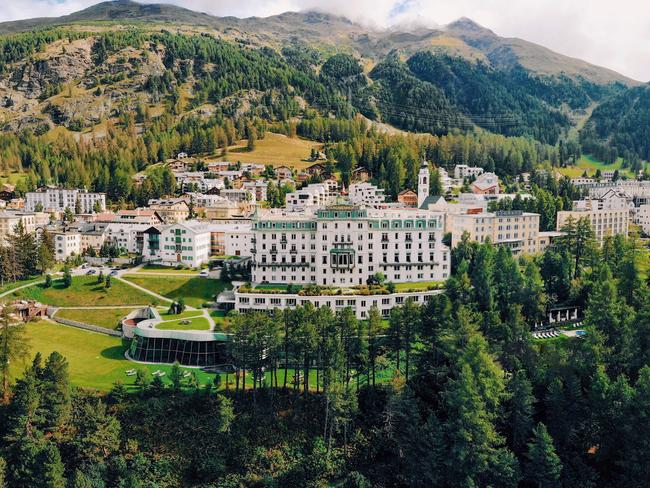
110 270 118 276
199 270 209 278
86 270 96 275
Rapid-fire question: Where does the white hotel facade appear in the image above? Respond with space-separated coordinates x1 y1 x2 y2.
249 205 450 287
235 198 450 317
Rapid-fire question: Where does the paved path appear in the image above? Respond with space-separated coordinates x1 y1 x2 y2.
115 275 198 310
203 309 216 330
0 280 44 299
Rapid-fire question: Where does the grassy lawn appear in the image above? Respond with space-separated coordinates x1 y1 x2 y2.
0 276 44 296
10 276 158 307
393 281 444 292
54 308 138 330
10 321 396 393
10 321 220 392
206 132 321 170
156 316 211 331
0 171 28 187
556 154 635 178
159 310 205 320
122 275 228 308
137 264 202 274
210 310 229 331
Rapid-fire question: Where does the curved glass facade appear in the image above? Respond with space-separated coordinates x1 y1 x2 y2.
129 334 228 366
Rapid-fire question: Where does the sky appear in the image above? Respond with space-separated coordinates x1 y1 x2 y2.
2 0 649 81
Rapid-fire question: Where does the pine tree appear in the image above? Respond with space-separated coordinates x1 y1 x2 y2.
367 307 382 387
170 361 183 392
508 369 534 454
39 352 71 432
525 423 562 488
37 229 55 274
37 441 66 488
62 266 72 288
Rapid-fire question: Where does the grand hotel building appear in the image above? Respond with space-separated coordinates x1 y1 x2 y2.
250 205 450 286
234 202 450 318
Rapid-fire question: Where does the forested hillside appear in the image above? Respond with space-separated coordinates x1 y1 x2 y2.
581 83 650 161
2 229 650 486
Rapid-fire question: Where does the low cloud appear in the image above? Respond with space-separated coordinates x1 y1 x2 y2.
2 0 649 81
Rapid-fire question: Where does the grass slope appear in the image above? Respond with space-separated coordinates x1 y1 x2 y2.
207 132 321 170
10 276 158 307
556 155 635 178
54 307 139 330
122 275 227 308
10 321 219 391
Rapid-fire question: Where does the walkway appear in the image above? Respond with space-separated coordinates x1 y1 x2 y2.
114 275 198 311
0 279 45 299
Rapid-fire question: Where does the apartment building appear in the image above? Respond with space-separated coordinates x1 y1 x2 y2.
147 198 191 223
143 221 211 268
0 211 49 241
25 188 105 213
584 180 650 207
51 231 81 261
250 204 450 288
242 180 269 202
454 164 484 180
348 182 386 207
286 181 338 208
556 193 630 241
450 210 541 255
104 223 151 254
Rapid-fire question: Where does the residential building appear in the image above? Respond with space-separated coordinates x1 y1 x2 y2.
206 222 254 257
348 182 386 207
585 180 650 207
286 181 337 208
397 189 418 207
242 180 269 202
147 198 191 223
275 166 294 179
114 209 164 226
25 188 106 213
0 211 44 240
104 223 151 254
450 210 541 255
454 164 484 180
143 221 211 268
52 231 81 261
556 194 630 241
471 172 500 194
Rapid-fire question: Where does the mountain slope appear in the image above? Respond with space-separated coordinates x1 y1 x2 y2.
581 83 650 160
0 1 637 86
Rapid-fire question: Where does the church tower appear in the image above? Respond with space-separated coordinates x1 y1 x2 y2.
418 161 430 208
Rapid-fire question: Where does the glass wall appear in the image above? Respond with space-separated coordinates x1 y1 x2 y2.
129 335 228 366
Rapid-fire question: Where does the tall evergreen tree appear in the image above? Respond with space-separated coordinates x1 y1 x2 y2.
525 423 562 488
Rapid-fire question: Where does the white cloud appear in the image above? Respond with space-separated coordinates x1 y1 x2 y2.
2 0 649 81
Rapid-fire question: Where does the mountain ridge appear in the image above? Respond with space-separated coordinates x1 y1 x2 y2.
0 0 638 86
